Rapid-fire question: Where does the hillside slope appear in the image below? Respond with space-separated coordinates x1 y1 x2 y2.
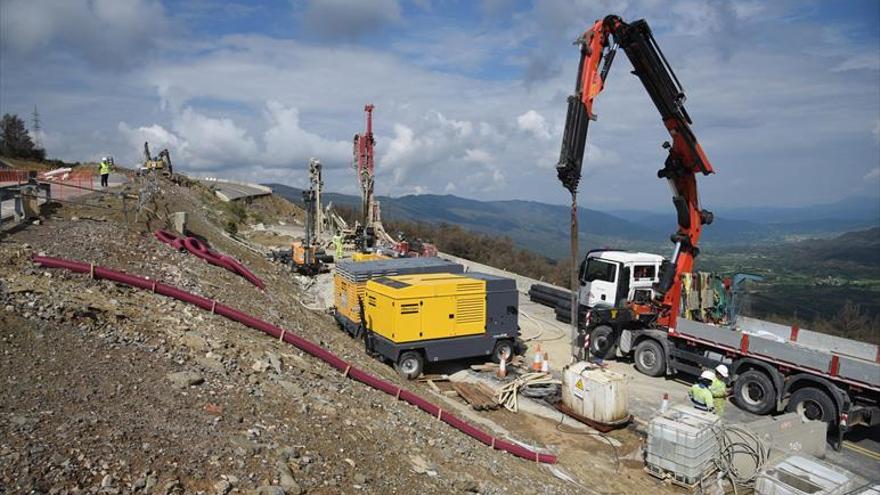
269 184 663 257
0 176 659 494
268 184 879 257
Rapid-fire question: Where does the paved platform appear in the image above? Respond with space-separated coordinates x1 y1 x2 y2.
199 178 272 202
441 252 880 481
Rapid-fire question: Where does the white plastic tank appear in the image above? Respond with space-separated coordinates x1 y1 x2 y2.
646 404 719 485
561 362 629 425
754 455 857 495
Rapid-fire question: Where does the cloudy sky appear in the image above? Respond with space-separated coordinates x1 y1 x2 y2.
1 0 878 210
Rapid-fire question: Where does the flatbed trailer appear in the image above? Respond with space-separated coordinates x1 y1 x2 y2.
601 313 880 447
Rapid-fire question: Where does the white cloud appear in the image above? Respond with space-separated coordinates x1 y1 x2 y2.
517 110 551 140
299 0 401 40
463 149 494 164
0 0 169 68
118 112 255 172
379 114 507 194
832 53 880 72
117 122 182 159
262 101 351 169
3 0 879 209
171 108 258 169
119 102 351 173
865 167 880 181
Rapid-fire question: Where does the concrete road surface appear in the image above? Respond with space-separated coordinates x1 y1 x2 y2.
199 179 271 202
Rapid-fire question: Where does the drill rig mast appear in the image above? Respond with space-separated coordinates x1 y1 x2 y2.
353 104 377 229
352 104 395 251
556 15 715 334
309 158 324 239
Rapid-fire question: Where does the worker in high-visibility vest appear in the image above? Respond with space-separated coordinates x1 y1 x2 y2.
710 364 730 415
689 370 716 413
98 156 113 187
332 233 343 261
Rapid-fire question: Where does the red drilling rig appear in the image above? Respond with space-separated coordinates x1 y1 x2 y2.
351 104 437 257
353 104 377 230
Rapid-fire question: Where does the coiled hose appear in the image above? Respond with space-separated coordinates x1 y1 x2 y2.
154 230 265 290
711 424 769 494
32 255 557 464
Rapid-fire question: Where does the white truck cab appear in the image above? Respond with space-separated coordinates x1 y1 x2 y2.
578 250 664 309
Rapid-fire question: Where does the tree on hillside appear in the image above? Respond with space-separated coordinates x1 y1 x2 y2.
0 113 45 160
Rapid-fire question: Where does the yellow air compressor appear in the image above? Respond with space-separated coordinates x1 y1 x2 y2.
362 272 520 379
332 257 463 337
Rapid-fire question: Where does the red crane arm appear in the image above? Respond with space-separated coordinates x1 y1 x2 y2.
556 15 715 328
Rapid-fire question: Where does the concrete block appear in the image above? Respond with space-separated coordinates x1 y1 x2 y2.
170 211 187 235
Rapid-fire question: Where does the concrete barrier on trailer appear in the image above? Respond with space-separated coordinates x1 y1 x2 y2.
438 251 568 294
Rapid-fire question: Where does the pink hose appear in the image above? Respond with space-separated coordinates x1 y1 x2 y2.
31 255 557 464
154 230 264 290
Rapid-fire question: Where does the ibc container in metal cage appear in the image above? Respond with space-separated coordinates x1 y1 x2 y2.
645 405 719 486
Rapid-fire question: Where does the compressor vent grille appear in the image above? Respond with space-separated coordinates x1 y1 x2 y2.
400 303 420 315
456 282 483 292
456 298 483 323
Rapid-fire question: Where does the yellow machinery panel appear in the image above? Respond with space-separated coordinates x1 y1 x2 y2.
364 273 487 344
352 252 389 262
334 273 363 323
333 258 465 327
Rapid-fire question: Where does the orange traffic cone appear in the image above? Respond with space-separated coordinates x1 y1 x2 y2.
531 344 544 371
541 352 550 373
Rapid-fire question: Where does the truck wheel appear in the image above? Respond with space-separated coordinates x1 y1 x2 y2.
395 351 424 380
491 340 514 364
786 387 836 424
734 370 776 415
589 325 617 358
634 339 665 377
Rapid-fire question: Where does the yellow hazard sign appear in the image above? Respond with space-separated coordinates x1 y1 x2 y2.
575 378 584 390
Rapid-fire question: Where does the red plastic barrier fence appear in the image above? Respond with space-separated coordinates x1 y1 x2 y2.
31 255 557 464
0 170 31 183
153 230 264 289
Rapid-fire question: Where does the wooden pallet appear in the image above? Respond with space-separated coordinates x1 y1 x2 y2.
644 462 717 491
451 382 500 411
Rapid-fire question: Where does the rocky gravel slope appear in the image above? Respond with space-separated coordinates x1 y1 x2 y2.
0 176 664 494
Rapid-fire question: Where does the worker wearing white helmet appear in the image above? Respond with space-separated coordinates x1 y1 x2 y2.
98 156 113 188
710 364 730 415
689 370 716 412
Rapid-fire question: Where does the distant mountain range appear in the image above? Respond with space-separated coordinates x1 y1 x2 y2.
267 183 879 259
